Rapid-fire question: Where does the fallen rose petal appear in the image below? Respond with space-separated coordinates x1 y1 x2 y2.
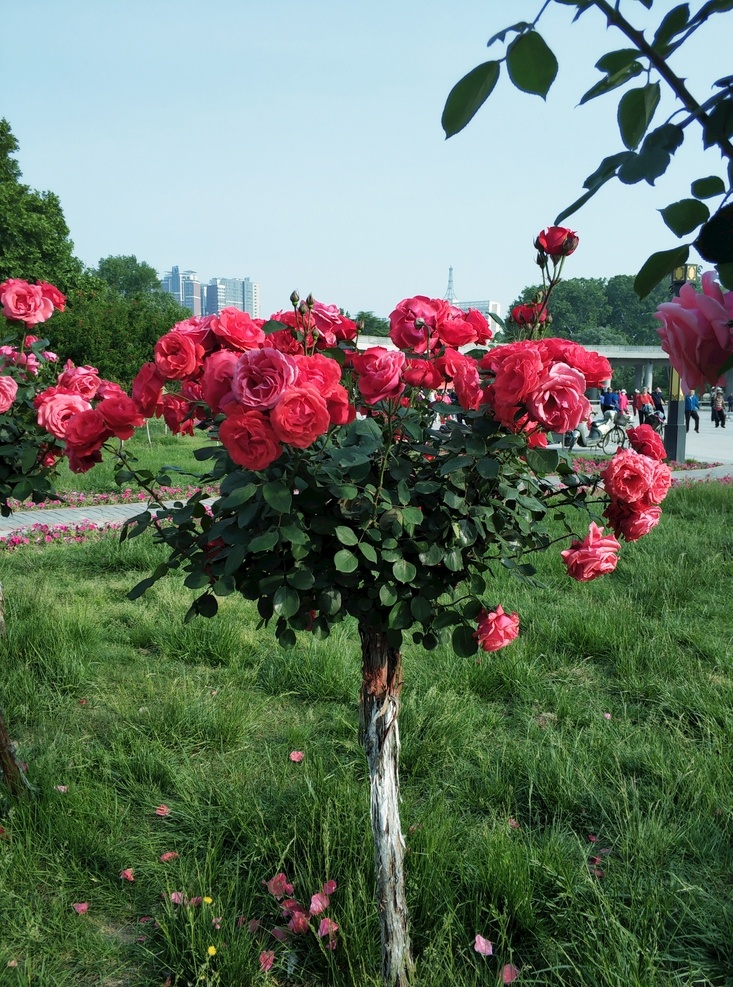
310 891 329 915
169 891 185 905
259 950 275 972
72 902 89 914
603 712 612 720
188 896 203 907
322 879 337 895
7 960 18 968
55 785 68 793
120 868 135 882
271 926 289 942
159 851 179 863
155 804 171 817
508 817 521 830
474 933 493 956
503 962 520 983
289 750 304 762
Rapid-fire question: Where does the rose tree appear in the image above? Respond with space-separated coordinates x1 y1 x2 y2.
55 233 671 985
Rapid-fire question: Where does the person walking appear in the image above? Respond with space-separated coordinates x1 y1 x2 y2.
684 390 700 433
618 389 629 415
727 392 733 414
634 386 655 423
711 388 726 428
652 386 666 419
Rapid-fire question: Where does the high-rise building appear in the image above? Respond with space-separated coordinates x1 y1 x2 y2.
163 266 260 319
161 266 201 316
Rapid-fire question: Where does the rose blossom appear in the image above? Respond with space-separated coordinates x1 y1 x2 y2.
403 357 444 388
560 522 620 581
267 873 294 899
510 302 547 327
171 314 216 353
627 424 667 461
201 349 239 415
535 225 579 258
453 363 483 410
294 353 342 398
602 449 670 506
604 501 662 542
37 281 67 312
326 383 356 425
131 363 165 417
218 407 282 470
37 392 92 439
98 394 146 440
211 307 266 351
270 385 331 448
161 394 195 436
0 279 54 325
437 305 483 348
231 347 298 410
537 338 612 389
388 296 448 352
525 362 591 432
310 300 358 342
64 409 112 473
0 375 18 413
352 347 406 404
267 328 304 355
474 605 520 652
56 361 101 401
154 330 204 380
655 271 733 393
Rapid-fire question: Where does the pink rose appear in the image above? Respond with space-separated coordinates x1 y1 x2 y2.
96 379 127 401
171 314 216 353
37 391 92 439
310 301 358 342
388 296 448 353
154 330 204 380
232 347 298 410
270 386 331 448
161 394 195 436
0 374 18 413
474 605 520 652
655 272 733 392
219 407 282 470
201 349 239 415
602 449 669 506
37 281 67 312
352 347 406 404
0 278 54 326
535 225 579 258
131 363 165 417
98 394 146 440
56 361 101 401
525 362 591 432
211 307 266 351
537 338 612 389
453 363 483 410
560 522 620 581
627 424 667 461
604 501 662 542
294 353 342 398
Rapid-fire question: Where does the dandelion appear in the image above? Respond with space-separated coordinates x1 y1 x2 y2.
203 896 213 904
207 946 217 957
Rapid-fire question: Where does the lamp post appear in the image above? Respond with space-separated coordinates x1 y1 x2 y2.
664 263 699 462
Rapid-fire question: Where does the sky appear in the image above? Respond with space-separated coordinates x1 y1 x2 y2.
3 1 729 319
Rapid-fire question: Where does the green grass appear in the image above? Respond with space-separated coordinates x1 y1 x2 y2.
0 482 731 986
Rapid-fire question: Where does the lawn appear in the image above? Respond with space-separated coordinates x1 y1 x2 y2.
0 480 731 986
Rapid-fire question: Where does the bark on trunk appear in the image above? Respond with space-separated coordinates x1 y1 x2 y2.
358 622 413 986
0 581 24 796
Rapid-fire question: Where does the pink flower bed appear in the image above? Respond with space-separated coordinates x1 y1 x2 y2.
6 483 217 513
0 520 122 552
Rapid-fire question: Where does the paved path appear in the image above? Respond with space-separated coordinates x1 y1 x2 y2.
0 416 730 537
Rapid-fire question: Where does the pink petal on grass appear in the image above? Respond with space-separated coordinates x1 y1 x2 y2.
55 785 68 793
120 868 135 882
310 892 330 915
159 851 179 863
318 917 339 938
603 712 612 720
322 880 337 895
508 817 521 830
169 891 186 905
271 926 289 942
503 963 520 983
72 902 89 915
155 804 171 817
289 750 304 763
474 933 493 956
259 950 275 972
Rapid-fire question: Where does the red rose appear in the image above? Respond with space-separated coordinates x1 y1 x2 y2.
0 374 18 413
96 379 127 401
560 522 620 581
535 226 579 259
270 385 331 448
64 409 112 473
98 394 146 440
474 605 520 651
437 305 482 348
154 330 204 380
604 501 662 542
310 301 358 342
56 361 101 401
388 296 448 353
0 279 54 326
510 303 547 327
537 339 612 390
232 347 298 410
37 391 92 439
453 363 483 411
201 349 239 415
294 353 342 398
211 307 266 351
267 328 304 355
161 394 195 436
525 362 591 432
352 347 406 404
403 357 444 389
218 407 282 470
627 424 667 461
171 315 216 354
132 363 165 417
326 383 356 425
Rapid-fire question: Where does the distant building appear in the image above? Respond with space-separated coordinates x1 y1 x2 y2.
161 265 201 317
201 276 261 318
442 267 502 327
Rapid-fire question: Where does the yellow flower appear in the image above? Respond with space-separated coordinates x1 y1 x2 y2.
203 896 213 905
207 945 217 957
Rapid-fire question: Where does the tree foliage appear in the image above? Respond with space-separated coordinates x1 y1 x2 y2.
443 1 733 295
94 254 162 297
354 310 390 337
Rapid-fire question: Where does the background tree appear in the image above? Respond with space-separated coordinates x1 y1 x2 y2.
605 274 674 345
510 277 610 339
93 254 161 297
353 311 390 337
0 120 83 292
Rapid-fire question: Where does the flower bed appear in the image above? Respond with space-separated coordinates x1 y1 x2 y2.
0 519 122 552
5 483 217 513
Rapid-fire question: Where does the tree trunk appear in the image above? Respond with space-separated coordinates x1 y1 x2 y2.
358 622 413 986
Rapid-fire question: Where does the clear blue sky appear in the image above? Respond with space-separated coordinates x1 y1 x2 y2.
3 1 728 318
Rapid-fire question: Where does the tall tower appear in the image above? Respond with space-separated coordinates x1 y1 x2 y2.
444 266 458 305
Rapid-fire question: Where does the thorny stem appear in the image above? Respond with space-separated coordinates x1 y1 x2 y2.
589 0 733 163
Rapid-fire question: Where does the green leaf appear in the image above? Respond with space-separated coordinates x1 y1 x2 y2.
440 455 473 475
506 31 557 98
660 198 710 236
274 585 300 619
286 568 315 590
318 589 342 615
277 628 297 649
388 600 413 630
280 523 308 544
393 559 417 584
691 175 726 199
217 483 257 510
185 571 212 589
358 542 378 563
335 525 359 546
525 447 560 474
442 60 500 138
618 123 684 186
716 262 733 289
694 202 733 263
486 21 531 47
595 48 644 74
410 595 432 623
334 549 358 573
262 481 292 514
419 543 444 566
380 583 398 607
249 530 279 552
617 83 660 150
476 458 499 480
195 594 218 619
128 576 156 601
634 245 689 298
652 4 690 47
444 548 463 572
579 62 643 105
452 625 478 658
